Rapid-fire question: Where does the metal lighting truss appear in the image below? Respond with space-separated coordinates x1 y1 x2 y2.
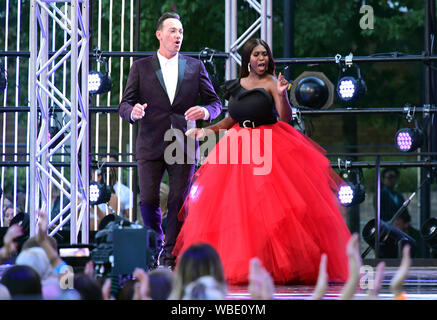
225 0 272 80
29 0 90 243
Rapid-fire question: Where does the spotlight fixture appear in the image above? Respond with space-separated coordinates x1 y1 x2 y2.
289 71 334 109
395 128 424 152
335 53 366 102
421 217 437 249
337 165 366 207
89 181 112 206
88 49 112 95
336 76 365 101
362 218 416 258
199 47 219 89
0 59 7 92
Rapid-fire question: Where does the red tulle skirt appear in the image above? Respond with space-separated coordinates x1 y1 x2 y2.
173 122 351 285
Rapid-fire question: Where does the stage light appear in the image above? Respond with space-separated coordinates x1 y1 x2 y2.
289 71 334 109
89 181 112 206
89 49 112 95
199 47 219 89
48 109 65 149
337 168 366 207
88 70 112 95
421 217 437 249
338 183 365 207
336 75 366 102
0 59 7 92
395 128 424 152
362 218 416 258
335 54 366 102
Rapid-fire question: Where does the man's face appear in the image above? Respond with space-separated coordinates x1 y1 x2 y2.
383 170 398 188
156 18 183 58
393 218 409 234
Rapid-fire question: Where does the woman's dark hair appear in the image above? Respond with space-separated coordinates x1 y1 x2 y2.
156 12 181 31
1 265 42 299
73 274 103 300
240 38 275 78
117 279 136 300
170 243 225 299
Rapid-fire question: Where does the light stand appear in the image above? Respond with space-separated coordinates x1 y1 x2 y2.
362 169 435 259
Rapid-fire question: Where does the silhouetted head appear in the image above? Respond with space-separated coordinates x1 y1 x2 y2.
149 267 174 300
1 265 42 300
73 273 103 300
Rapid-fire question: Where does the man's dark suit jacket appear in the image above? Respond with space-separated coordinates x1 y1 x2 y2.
119 54 222 161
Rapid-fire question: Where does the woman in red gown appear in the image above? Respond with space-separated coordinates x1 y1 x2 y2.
173 39 351 285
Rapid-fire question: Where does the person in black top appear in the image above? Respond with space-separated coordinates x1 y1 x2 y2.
173 39 351 285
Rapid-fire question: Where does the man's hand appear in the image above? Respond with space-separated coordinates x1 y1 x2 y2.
185 106 206 121
131 103 147 121
185 128 210 140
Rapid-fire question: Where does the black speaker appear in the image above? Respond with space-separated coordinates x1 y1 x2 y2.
112 228 154 275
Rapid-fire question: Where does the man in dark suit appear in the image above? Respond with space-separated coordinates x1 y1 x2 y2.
119 12 222 269
374 168 408 222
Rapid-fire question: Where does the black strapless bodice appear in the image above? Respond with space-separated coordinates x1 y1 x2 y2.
222 79 278 127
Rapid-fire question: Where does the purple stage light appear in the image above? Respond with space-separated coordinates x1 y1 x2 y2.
395 128 423 152
396 131 412 151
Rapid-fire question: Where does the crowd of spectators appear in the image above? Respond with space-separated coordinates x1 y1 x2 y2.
0 207 413 301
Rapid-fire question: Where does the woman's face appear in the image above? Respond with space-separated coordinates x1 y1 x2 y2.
4 208 14 227
249 44 269 76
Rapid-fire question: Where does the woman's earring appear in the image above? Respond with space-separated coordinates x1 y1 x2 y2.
248 63 251 73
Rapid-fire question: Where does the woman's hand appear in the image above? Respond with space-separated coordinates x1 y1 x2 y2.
248 257 274 300
36 210 49 243
132 268 151 300
390 245 411 299
1 224 23 258
311 253 328 300
276 72 290 96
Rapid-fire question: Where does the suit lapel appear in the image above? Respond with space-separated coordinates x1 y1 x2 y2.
151 54 168 97
174 56 186 99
